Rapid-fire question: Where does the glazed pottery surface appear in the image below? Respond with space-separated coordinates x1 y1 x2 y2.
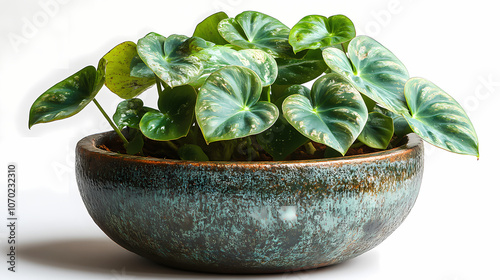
76 132 424 273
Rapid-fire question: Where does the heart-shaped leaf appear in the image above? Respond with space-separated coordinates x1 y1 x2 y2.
29 64 104 128
195 46 278 86
196 66 279 143
403 78 479 157
102 41 156 99
218 11 296 58
282 73 368 155
289 14 356 53
275 49 328 85
357 111 394 149
113 98 155 130
139 85 197 141
137 33 212 87
193 12 229 45
323 36 410 114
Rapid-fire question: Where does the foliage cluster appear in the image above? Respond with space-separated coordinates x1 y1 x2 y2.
29 11 479 160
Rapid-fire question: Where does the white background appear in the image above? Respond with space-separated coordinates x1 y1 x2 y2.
1 0 499 279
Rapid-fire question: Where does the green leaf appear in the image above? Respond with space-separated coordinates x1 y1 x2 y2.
403 78 479 157
130 55 155 79
139 85 197 141
374 106 412 137
29 65 104 128
270 84 291 103
218 11 296 58
323 36 410 114
193 12 229 45
257 116 308 160
324 147 343 158
195 46 278 86
113 98 154 130
196 66 279 143
126 129 144 155
276 85 312 108
282 73 368 155
137 33 212 87
102 41 156 99
289 14 356 53
358 111 394 149
274 49 328 85
362 94 377 112
392 115 412 137
257 85 310 160
178 144 209 161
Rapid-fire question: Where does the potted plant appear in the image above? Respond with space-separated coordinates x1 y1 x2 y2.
29 11 478 273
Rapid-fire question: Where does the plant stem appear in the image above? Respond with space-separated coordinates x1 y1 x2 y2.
153 77 178 152
247 137 253 161
222 140 234 161
92 99 129 146
305 142 316 155
341 43 347 54
166 141 178 151
266 86 271 102
156 76 163 93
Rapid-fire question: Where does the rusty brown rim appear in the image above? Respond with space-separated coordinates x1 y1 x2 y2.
76 132 423 167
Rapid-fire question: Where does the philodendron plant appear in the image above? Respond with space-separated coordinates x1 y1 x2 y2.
29 11 479 161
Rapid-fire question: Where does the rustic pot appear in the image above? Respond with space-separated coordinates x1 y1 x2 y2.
75 131 424 274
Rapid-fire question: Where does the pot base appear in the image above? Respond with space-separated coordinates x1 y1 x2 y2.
76 132 424 274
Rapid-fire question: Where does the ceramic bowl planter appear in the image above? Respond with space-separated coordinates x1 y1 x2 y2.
76 131 424 274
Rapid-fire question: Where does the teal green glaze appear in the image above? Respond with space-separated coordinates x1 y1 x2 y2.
76 132 424 274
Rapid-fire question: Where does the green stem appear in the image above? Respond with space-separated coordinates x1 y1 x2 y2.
166 141 178 151
156 76 163 93
247 137 253 161
154 77 178 152
305 142 316 155
92 99 129 146
341 42 347 54
222 140 234 161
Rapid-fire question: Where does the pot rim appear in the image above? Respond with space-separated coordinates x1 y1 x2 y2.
76 131 423 167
